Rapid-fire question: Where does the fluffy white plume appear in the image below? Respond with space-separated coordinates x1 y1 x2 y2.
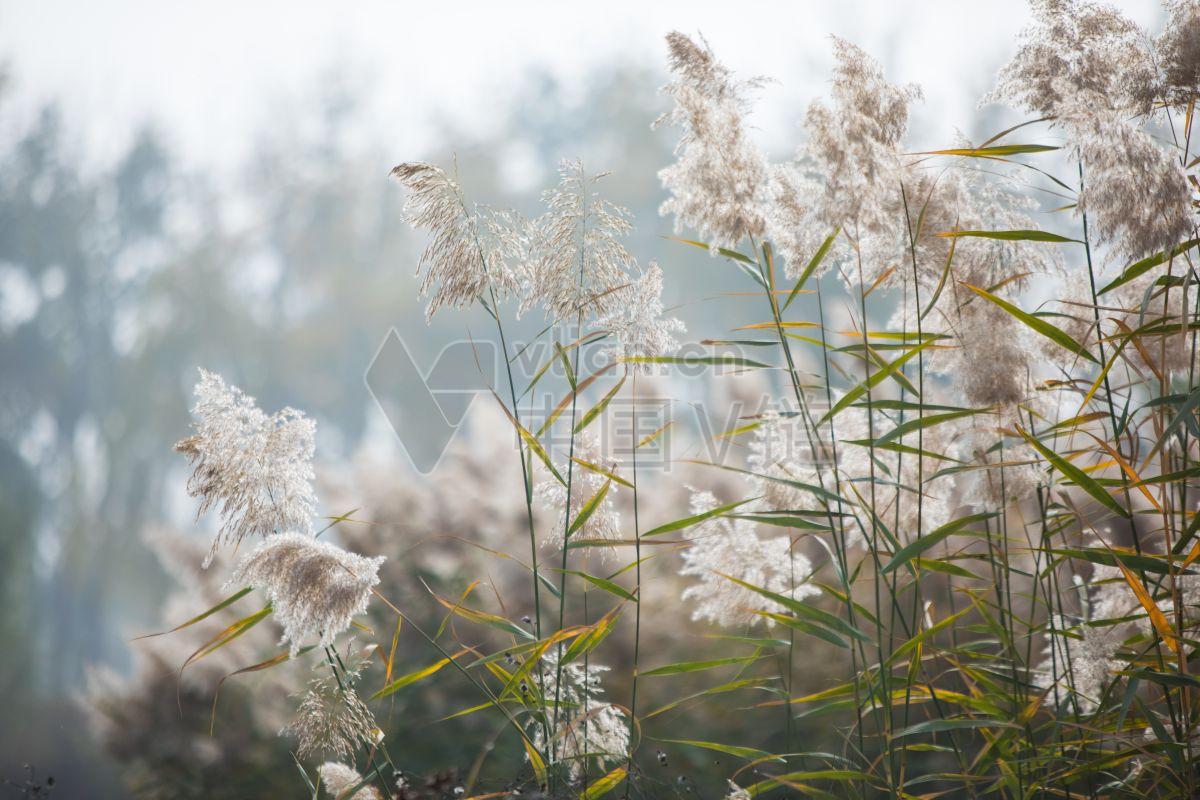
1072 111 1193 264
747 410 829 516
530 656 629 783
774 37 922 289
726 781 753 800
318 762 382 800
391 161 521 320
227 532 384 656
1158 1 1200 107
1034 615 1125 713
593 263 685 371
176 369 317 567
654 31 770 250
986 0 1153 116
679 490 819 628
939 299 1037 410
284 654 380 760
961 433 1044 509
521 160 636 320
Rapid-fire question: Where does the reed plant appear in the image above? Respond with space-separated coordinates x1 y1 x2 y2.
131 2 1200 796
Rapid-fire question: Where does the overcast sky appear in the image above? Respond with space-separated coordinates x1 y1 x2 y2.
0 1 1164 171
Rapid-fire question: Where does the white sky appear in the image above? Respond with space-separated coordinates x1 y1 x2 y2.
0 0 1164 171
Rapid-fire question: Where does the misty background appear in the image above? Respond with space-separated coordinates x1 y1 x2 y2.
0 2 1163 796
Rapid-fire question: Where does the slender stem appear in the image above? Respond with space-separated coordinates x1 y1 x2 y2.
552 174 591 789
625 370 643 798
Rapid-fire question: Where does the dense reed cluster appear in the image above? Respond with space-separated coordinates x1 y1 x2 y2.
107 1 1200 797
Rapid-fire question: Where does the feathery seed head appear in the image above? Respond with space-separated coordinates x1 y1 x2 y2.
227 532 384 656
726 781 752 800
593 263 685 372
392 161 520 320
655 32 770 250
944 299 1036 409
285 656 379 760
530 655 629 782
962 433 1043 509
1159 1 1200 107
177 369 317 567
780 38 921 288
318 762 382 800
678 489 819 628
987 0 1153 116
1035 615 1125 713
1072 110 1193 263
521 160 635 320
747 410 827 515
764 164 825 280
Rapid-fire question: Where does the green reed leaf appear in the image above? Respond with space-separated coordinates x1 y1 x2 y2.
881 512 998 574
961 282 1097 363
1017 425 1128 517
643 497 757 537
640 654 760 677
581 766 627 800
782 229 838 312
1098 237 1200 295
657 738 784 762
938 229 1079 243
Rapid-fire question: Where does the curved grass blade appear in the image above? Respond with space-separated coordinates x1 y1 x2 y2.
961 282 1097 363
1098 237 1200 295
644 677 777 720
571 457 633 489
782 230 838 313
490 389 565 485
574 377 625 434
1049 547 1184 575
921 230 957 321
373 654 457 700
656 738 784 763
552 567 636 602
819 339 936 424
640 654 761 678
181 604 272 675
623 354 772 370
210 645 315 734
637 421 673 449
938 229 1079 243
893 718 1018 738
535 364 616 438
567 479 613 539
643 497 758 537
1017 425 1128 517
430 588 535 641
881 512 998 574
920 144 1058 157
888 607 970 665
754 611 848 648
133 587 252 641
581 765 627 800
873 408 987 446
666 235 765 287
717 572 873 643
562 609 621 664
1114 561 1179 653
